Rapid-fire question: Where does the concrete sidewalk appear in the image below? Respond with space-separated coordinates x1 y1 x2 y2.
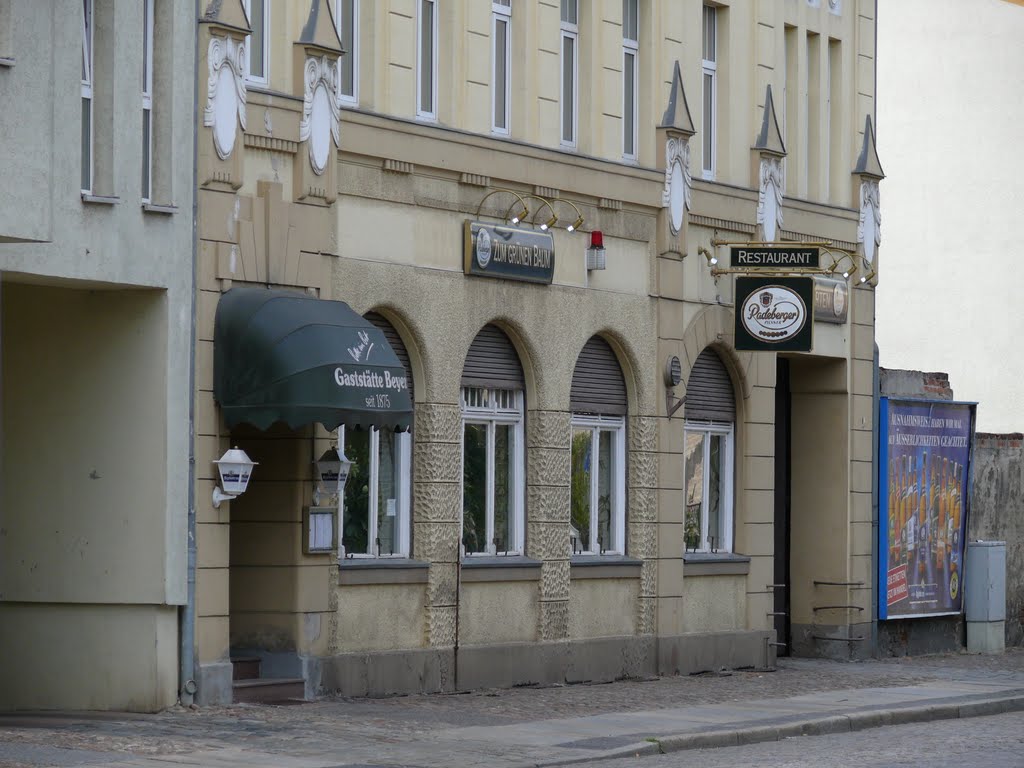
2 651 1023 768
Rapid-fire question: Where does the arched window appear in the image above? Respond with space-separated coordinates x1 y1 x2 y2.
339 312 413 558
569 336 627 556
683 347 736 553
460 324 525 556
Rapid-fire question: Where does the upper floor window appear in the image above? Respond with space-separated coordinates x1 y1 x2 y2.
622 0 638 160
141 0 154 202
560 0 578 147
335 0 358 105
81 0 93 194
702 4 717 179
417 0 437 120
492 0 511 134
243 0 268 85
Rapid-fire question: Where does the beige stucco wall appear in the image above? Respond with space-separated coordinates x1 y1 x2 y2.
570 578 640 638
460 581 540 646
682 575 747 633
334 584 428 652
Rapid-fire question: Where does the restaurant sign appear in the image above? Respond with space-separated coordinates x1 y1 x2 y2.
730 246 820 270
735 276 814 352
464 221 555 284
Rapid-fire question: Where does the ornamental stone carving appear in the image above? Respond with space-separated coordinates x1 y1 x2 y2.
858 179 881 264
298 54 342 175
203 35 247 161
756 156 784 242
662 137 692 235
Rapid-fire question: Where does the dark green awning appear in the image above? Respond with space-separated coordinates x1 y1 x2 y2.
214 287 413 431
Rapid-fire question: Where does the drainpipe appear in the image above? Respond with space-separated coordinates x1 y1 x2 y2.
870 342 880 657
179 0 201 706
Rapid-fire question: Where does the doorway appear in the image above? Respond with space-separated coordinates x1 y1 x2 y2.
773 358 792 655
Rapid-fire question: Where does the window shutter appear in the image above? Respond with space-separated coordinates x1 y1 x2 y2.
570 336 627 415
461 324 525 389
365 311 414 402
684 347 735 422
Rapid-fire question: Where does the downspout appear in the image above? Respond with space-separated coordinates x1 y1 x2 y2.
870 342 880 657
179 0 201 706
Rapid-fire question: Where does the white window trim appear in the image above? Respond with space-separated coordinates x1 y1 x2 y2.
338 427 412 559
141 0 154 203
701 6 717 180
81 0 94 195
683 420 734 553
570 414 626 556
560 3 578 148
416 0 438 120
622 0 638 161
335 0 359 106
461 387 525 556
491 1 511 135
243 0 269 87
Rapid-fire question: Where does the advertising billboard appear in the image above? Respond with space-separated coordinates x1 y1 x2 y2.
878 398 976 620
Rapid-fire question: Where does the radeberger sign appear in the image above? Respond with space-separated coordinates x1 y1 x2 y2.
730 246 820 269
735 276 814 352
464 221 555 284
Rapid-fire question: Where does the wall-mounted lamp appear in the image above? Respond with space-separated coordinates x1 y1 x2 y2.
698 246 719 267
475 188 530 226
827 252 858 280
313 446 353 507
859 267 876 285
586 230 606 271
559 199 585 232
212 447 257 508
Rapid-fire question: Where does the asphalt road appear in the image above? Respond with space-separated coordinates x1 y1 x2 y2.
596 711 1024 768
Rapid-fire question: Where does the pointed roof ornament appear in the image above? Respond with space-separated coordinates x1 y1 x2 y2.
754 85 786 157
299 0 344 54
658 61 696 136
200 0 251 34
854 115 885 179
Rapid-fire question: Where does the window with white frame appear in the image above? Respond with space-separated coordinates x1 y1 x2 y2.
701 4 717 179
81 0 93 194
492 0 511 134
684 422 733 553
560 0 578 146
340 426 412 558
571 416 625 555
417 0 437 119
243 0 268 85
141 0 153 202
461 386 524 556
622 0 638 159
335 0 358 105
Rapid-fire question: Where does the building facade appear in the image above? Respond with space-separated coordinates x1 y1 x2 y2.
0 1 196 710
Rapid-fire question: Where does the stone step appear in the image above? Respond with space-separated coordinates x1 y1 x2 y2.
232 677 306 704
230 656 262 681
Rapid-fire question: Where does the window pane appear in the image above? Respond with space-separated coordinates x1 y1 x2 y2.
703 5 716 62
462 423 487 554
376 429 399 556
494 18 508 129
571 429 592 553
250 0 265 78
494 423 514 551
142 0 150 90
340 0 355 97
561 0 577 25
684 432 705 550
623 0 637 40
597 429 613 552
82 0 91 82
561 35 575 142
141 108 151 200
708 434 723 550
703 72 713 172
342 429 371 554
81 97 91 192
420 0 434 112
623 52 635 156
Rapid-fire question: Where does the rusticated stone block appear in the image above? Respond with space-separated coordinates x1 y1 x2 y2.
428 563 458 606
640 560 656 597
629 487 657 524
527 410 571 449
629 416 658 452
428 605 456 647
415 403 462 444
414 440 462 484
540 559 570 601
413 482 460 523
629 451 657 489
413 521 460 563
526 522 571 560
527 485 571 523
637 597 656 635
528 447 570 487
540 599 570 641
628 522 656 559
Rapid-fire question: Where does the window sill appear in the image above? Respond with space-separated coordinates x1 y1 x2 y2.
81 193 119 206
142 202 178 215
683 552 751 576
460 556 542 583
570 555 642 580
0 57 15 68
338 558 429 586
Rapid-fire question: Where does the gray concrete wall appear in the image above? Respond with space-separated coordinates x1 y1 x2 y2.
969 433 1024 647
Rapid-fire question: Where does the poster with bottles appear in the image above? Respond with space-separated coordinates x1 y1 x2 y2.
878 398 976 620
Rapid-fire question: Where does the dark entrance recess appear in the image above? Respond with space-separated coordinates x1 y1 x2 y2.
773 358 792 655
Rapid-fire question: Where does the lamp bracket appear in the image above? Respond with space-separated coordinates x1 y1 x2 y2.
666 389 686 419
212 487 237 509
